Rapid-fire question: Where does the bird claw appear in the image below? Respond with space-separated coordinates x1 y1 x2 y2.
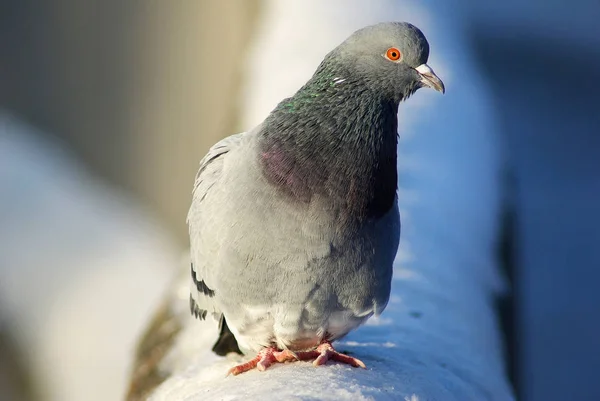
312 342 366 368
227 342 365 376
274 349 299 363
227 347 299 375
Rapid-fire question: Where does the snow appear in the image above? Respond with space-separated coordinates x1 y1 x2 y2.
149 1 515 400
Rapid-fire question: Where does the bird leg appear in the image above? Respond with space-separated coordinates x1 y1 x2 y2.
227 347 298 376
227 342 365 375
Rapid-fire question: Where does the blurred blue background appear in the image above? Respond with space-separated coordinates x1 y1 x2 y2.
0 1 599 400
461 2 600 400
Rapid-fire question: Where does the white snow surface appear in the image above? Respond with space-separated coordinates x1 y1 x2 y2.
150 1 515 400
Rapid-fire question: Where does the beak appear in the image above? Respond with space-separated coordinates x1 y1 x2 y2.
415 64 445 94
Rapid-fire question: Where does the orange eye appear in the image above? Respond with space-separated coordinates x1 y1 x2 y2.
386 47 402 61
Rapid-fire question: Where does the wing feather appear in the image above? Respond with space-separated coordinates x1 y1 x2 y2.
187 132 246 321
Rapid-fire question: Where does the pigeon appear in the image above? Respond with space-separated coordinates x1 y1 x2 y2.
188 21 444 376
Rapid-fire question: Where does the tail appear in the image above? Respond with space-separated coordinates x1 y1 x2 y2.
212 315 242 356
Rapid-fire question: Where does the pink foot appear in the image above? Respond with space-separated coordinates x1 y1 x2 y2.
294 342 366 369
227 347 298 376
227 342 365 376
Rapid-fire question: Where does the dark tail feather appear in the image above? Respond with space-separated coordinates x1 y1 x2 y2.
212 316 242 356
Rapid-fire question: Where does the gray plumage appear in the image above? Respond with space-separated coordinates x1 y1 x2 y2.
187 22 443 355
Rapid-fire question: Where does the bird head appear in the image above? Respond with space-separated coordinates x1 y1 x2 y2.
330 22 445 102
